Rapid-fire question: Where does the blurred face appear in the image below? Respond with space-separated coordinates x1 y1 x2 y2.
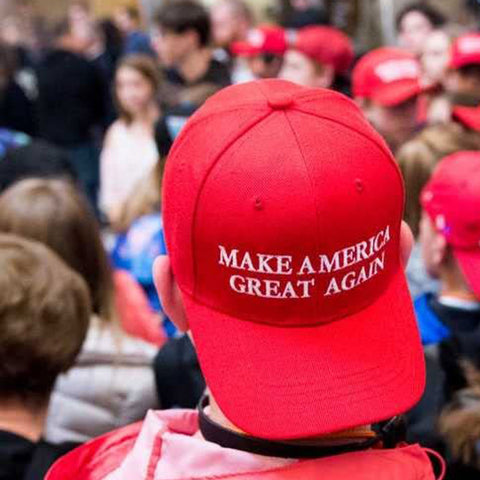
116 66 155 117
280 49 334 88
211 4 239 48
114 8 135 34
247 54 283 79
364 97 418 151
151 27 196 67
399 11 434 56
445 67 480 100
421 30 450 84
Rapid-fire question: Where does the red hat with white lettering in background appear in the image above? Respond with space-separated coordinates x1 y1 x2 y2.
231 25 287 57
292 26 354 74
450 33 480 69
352 47 423 106
421 151 480 299
163 79 425 439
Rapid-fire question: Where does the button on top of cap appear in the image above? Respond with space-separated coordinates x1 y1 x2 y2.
267 92 294 110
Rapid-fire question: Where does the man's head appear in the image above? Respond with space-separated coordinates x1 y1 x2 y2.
280 26 353 89
0 233 90 410
231 25 287 79
155 79 424 440
421 29 451 86
420 151 480 298
211 0 253 49
445 33 480 105
353 47 423 151
152 0 211 68
396 2 446 56
114 6 141 35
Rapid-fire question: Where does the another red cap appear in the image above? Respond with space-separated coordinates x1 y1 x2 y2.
163 79 425 439
231 25 287 57
452 105 480 131
450 33 480 69
421 151 480 299
292 26 354 74
352 47 423 106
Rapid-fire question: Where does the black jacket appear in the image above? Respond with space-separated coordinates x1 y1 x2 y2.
0 81 36 136
36 49 104 146
0 430 78 480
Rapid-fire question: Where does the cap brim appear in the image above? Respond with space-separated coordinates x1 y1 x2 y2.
372 81 424 107
453 106 480 132
185 266 425 440
454 248 480 298
231 42 261 57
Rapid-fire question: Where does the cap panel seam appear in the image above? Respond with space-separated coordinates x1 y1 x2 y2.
190 110 274 299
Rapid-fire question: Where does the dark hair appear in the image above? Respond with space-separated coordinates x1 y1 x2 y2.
114 54 161 123
0 233 90 407
154 0 211 47
0 140 77 193
125 6 141 23
396 2 446 31
51 18 71 41
458 63 480 79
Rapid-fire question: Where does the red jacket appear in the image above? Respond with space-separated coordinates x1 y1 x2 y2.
46 409 443 480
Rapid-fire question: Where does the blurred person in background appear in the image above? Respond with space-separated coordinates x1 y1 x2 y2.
67 0 95 53
280 25 353 94
406 152 480 479
0 43 35 136
100 55 171 225
36 20 104 211
0 233 90 480
0 178 161 444
231 24 287 79
353 47 425 152
114 5 155 57
396 121 480 299
0 140 76 193
396 2 446 56
210 0 255 83
152 0 231 117
421 29 451 87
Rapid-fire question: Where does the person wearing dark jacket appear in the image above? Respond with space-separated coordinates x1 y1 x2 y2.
407 151 480 478
0 43 35 136
36 21 104 210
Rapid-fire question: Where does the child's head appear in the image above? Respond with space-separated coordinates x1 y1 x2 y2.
0 233 90 409
0 178 115 321
445 33 480 104
353 47 423 151
420 151 480 298
114 55 160 123
279 26 353 89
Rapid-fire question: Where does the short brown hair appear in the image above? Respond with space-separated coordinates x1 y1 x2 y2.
0 234 90 407
114 54 161 124
397 122 480 237
0 179 115 322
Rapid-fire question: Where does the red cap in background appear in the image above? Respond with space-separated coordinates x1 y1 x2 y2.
163 79 425 440
450 33 480 69
231 25 287 57
352 47 423 106
292 26 354 74
421 151 480 299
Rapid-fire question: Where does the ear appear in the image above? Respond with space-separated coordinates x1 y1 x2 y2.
400 220 414 267
153 255 189 332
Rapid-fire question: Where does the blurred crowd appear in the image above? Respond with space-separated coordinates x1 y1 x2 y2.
2 0 480 479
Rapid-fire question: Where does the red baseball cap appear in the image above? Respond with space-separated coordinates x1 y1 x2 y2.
450 33 480 69
452 105 480 131
163 79 425 439
421 151 480 299
231 25 287 57
292 26 354 74
352 47 423 106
